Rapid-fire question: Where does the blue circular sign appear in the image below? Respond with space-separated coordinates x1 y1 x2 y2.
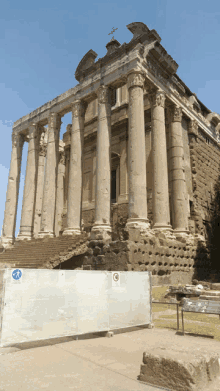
12 269 22 280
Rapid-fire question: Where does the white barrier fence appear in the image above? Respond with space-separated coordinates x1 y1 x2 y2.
0 269 152 347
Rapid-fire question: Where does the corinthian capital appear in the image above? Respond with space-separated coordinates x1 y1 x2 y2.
127 71 145 90
28 123 40 140
149 90 166 108
12 132 25 149
96 86 111 104
188 120 198 136
72 100 86 118
48 113 62 129
169 105 182 122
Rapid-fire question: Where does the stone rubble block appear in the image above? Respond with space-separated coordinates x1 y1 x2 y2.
200 295 220 301
139 346 220 391
211 283 220 291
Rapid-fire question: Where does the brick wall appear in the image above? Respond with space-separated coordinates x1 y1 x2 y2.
189 129 220 238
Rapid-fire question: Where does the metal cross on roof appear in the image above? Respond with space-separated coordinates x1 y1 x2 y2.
108 27 118 39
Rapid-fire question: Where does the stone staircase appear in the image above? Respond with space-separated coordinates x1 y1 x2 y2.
0 231 88 269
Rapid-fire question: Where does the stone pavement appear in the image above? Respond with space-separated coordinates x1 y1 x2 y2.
0 327 220 390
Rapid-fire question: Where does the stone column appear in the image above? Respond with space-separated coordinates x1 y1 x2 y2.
118 130 128 204
33 128 48 238
55 141 66 237
92 146 96 204
169 105 189 233
1 132 24 247
38 113 61 238
63 100 86 235
126 71 149 230
91 85 112 241
17 123 40 240
188 120 204 239
150 89 171 231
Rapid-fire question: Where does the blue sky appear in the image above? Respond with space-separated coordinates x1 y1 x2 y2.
1 0 220 237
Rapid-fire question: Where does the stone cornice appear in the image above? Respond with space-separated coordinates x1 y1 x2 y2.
139 62 219 145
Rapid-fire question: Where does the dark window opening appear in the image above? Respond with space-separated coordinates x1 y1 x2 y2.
111 89 117 107
111 169 116 203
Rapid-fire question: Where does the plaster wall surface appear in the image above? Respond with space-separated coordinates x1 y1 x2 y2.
0 269 151 347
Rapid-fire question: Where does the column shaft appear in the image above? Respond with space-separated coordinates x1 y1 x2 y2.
17 124 40 240
150 90 171 230
63 101 86 235
91 86 112 241
39 113 61 237
33 129 47 238
1 132 24 247
55 143 65 236
169 106 188 233
118 131 129 204
126 71 149 230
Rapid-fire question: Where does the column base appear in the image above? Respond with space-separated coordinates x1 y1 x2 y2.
126 218 150 231
153 223 173 232
37 231 54 239
117 194 129 204
0 236 15 248
173 228 189 235
62 228 81 236
90 224 112 242
16 233 33 241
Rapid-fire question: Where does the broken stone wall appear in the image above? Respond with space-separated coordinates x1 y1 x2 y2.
82 229 198 286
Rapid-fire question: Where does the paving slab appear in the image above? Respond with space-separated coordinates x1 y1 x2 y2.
0 328 220 390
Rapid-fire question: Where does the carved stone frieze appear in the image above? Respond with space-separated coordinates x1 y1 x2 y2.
188 94 201 109
188 120 198 137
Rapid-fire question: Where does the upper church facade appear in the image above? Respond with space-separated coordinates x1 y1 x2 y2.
1 22 220 248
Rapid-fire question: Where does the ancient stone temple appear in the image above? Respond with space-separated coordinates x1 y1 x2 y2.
1 22 220 285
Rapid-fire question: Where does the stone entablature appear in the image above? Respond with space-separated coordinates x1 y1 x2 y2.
2 21 220 248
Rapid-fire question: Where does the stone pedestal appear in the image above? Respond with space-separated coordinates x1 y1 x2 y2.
38 113 61 238
150 90 172 231
63 101 86 236
91 86 112 242
169 106 189 234
17 124 40 241
126 71 149 231
1 132 24 247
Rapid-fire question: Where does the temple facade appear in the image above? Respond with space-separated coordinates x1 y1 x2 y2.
1 22 220 259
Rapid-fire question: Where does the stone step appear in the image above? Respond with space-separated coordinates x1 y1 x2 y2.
201 291 220 296
0 234 88 269
0 242 85 257
199 295 220 301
